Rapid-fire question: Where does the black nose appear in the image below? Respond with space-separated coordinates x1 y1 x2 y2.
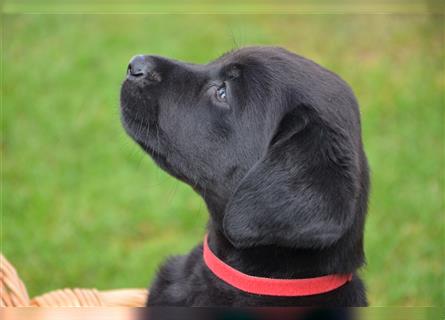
127 55 150 78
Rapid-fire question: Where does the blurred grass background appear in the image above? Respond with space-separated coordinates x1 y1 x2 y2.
2 3 444 306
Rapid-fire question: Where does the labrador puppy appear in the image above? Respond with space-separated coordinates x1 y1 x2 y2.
120 46 369 307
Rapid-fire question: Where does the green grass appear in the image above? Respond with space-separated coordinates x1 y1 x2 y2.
2 13 443 305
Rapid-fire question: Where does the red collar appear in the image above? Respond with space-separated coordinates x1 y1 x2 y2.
203 235 352 297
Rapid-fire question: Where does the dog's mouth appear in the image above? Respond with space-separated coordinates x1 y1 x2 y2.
120 83 172 170
120 80 200 189
120 83 158 143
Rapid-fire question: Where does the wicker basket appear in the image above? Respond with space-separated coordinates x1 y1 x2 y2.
0 254 148 307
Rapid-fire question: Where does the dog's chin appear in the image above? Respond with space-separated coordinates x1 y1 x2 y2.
140 139 195 187
121 110 195 187
120 109 160 156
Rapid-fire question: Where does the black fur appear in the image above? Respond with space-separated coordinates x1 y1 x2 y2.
120 46 369 307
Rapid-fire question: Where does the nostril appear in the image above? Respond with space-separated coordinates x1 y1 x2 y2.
127 55 148 78
127 64 144 77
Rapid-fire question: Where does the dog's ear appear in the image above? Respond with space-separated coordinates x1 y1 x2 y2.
223 104 360 249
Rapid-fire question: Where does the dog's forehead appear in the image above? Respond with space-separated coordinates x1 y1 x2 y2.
204 47 296 81
211 46 291 68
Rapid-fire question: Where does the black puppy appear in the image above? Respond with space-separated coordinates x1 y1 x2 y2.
120 46 369 307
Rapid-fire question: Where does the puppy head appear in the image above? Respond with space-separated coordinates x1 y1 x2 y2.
120 46 369 249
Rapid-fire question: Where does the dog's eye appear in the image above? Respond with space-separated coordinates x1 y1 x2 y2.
215 84 227 102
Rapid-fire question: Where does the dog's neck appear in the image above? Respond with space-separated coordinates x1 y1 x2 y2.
206 220 362 279
201 190 364 279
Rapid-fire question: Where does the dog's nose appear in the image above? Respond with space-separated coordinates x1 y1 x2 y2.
127 55 151 79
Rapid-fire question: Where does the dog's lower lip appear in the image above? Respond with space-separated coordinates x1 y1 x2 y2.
121 109 160 152
137 139 156 154
121 108 136 121
121 108 150 128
